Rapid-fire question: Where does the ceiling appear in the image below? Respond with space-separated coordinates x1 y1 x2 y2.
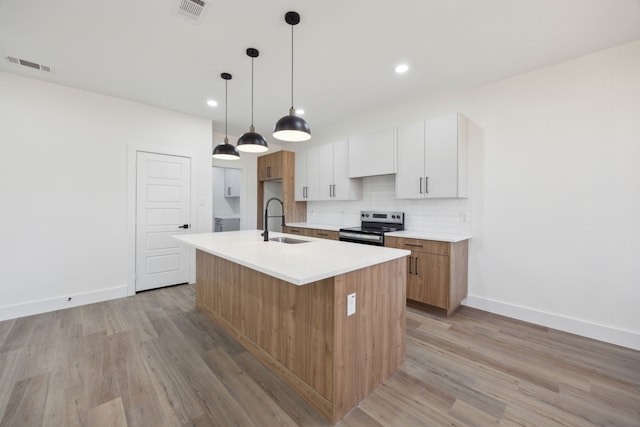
2 0 640 143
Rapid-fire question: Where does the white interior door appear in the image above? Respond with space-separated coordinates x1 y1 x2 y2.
136 151 191 292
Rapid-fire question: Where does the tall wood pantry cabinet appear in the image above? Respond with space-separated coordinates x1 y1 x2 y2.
256 150 306 229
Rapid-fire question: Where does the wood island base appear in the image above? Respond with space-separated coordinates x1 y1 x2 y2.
195 249 406 423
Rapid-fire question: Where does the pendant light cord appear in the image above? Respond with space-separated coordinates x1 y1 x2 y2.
251 56 255 126
225 79 228 140
290 24 294 109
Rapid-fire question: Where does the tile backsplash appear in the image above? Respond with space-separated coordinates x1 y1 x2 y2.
306 175 472 234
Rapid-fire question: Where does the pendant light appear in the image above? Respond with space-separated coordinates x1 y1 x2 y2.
273 11 311 142
236 48 268 153
212 72 240 160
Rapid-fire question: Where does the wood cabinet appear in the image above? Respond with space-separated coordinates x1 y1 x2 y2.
385 236 468 314
223 168 240 197
196 250 405 423
282 226 339 240
257 150 306 229
396 112 468 199
348 127 396 178
295 140 361 201
258 151 283 181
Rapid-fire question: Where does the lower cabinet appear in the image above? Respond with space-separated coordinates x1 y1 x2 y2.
385 236 468 315
282 226 339 240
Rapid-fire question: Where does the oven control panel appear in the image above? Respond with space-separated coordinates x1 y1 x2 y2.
360 211 404 224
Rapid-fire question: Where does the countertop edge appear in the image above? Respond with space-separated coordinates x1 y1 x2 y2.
175 232 410 286
385 230 472 243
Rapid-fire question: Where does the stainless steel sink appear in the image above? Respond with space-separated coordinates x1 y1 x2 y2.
269 237 309 244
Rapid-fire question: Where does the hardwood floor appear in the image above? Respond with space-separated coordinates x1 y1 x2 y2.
1 284 638 426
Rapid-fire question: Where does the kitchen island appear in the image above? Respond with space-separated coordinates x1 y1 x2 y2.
174 230 409 423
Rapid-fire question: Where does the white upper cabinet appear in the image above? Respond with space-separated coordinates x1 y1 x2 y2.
348 127 396 178
295 140 361 201
224 168 241 198
326 139 361 201
396 112 468 199
294 150 306 201
295 147 320 201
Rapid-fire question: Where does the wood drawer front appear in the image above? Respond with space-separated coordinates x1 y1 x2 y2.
385 236 449 255
282 226 310 236
283 226 338 240
310 229 338 240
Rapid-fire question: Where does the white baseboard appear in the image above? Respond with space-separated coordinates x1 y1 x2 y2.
0 286 128 322
463 295 640 351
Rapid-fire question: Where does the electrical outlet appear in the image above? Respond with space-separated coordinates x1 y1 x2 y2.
347 293 356 316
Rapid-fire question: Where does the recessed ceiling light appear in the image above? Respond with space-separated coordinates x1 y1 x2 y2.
296 108 305 115
206 99 218 107
395 64 409 74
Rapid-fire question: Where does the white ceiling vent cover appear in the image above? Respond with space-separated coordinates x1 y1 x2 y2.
176 0 208 22
5 56 52 73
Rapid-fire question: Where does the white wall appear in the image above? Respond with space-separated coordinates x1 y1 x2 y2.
309 40 640 349
0 71 213 319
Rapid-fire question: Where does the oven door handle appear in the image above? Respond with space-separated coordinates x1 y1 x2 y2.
339 232 383 243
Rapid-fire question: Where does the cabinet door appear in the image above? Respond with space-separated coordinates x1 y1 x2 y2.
294 150 307 201
413 253 449 308
348 127 396 178
332 139 361 200
257 155 269 181
224 168 241 197
258 152 282 181
316 144 334 201
424 113 459 198
305 145 322 201
396 120 426 199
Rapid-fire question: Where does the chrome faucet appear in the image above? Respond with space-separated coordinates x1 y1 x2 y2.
262 197 285 242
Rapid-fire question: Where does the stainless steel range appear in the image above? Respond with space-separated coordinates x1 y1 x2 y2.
339 211 405 246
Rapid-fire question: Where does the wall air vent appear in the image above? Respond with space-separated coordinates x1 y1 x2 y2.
176 0 208 22
5 56 52 73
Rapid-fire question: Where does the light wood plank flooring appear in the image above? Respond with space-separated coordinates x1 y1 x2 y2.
1 284 638 426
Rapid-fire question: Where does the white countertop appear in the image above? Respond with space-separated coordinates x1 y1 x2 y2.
285 223 471 243
174 230 410 286
285 222 347 232
385 230 472 243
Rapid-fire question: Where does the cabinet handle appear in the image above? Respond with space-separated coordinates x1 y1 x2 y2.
303 186 306 198
227 187 231 196
267 166 271 177
404 243 424 248
329 185 332 197
419 177 423 194
333 184 336 197
415 257 419 275
425 176 429 194
409 257 412 274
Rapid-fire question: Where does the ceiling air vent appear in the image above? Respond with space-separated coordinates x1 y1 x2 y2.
176 0 208 22
5 56 52 73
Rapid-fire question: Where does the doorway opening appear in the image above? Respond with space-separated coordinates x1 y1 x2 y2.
212 166 241 232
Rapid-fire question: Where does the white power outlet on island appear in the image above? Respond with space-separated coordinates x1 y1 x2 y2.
347 293 356 316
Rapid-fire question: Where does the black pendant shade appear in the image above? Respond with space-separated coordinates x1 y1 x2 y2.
237 48 268 153
212 72 240 160
273 11 311 142
273 107 311 142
